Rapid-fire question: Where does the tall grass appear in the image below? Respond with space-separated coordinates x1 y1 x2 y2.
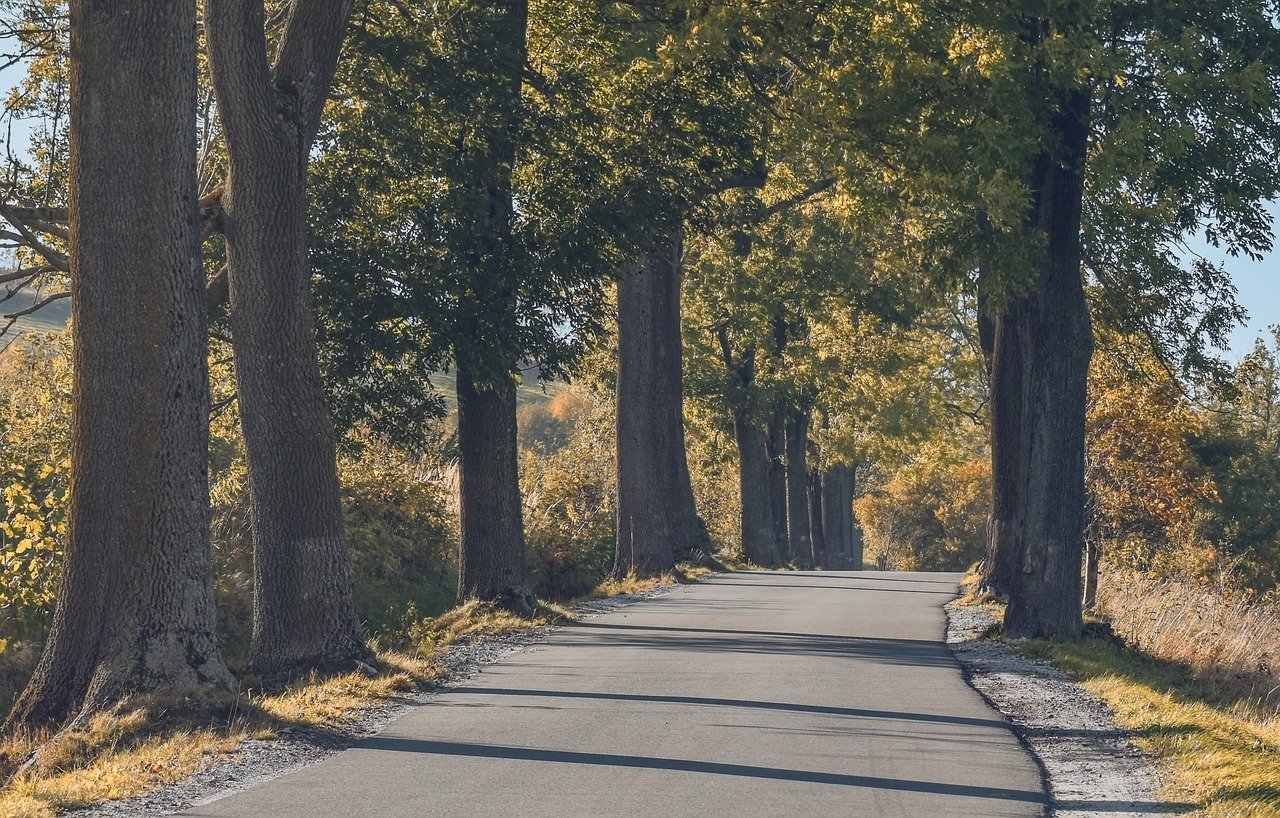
1096 570 1280 715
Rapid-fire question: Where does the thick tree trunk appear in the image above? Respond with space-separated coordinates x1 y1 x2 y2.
206 0 369 674
987 85 1094 639
456 364 535 613
615 229 704 575
451 0 534 613
785 408 813 569
716 337 776 566
6 0 232 731
765 408 789 560
808 467 827 568
733 411 779 565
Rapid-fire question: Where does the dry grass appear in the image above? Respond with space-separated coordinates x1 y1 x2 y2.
1005 571 1280 817
0 566 717 817
1095 572 1280 713
590 564 710 598
1023 638 1280 817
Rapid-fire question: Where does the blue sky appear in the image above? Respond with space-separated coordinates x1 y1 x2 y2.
1186 201 1280 360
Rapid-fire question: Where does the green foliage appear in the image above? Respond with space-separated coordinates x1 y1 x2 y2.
340 443 459 638
0 335 70 648
520 390 616 598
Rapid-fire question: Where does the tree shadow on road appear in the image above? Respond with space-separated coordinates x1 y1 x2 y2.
447 685 1013 730
560 621 957 667
356 736 1048 805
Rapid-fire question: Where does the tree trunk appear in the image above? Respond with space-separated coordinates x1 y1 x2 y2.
1083 539 1100 608
5 0 233 731
716 337 776 566
450 0 534 613
766 408 789 560
849 468 865 570
821 464 854 570
987 84 1094 639
456 364 535 613
206 0 369 675
733 410 778 565
808 466 827 568
785 408 813 569
615 229 704 575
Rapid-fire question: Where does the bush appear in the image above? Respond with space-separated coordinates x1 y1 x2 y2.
521 389 616 598
855 444 990 571
340 440 458 639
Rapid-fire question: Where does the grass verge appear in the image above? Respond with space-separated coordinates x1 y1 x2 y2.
1020 637 1280 817
0 566 710 817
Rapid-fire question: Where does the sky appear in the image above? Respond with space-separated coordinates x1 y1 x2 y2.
1186 201 1280 360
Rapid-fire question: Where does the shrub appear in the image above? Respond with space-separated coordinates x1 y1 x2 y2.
521 389 616 598
855 445 990 571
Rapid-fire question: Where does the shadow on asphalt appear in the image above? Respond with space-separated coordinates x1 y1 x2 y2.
718 572 960 586
446 686 1013 731
561 621 955 666
354 737 1048 805
704 581 959 595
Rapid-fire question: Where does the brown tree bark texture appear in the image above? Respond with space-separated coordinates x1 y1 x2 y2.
7 0 232 731
808 467 828 567
785 409 813 568
733 409 779 565
821 464 856 569
456 365 535 612
986 85 1094 639
766 408 789 560
205 0 369 674
615 231 704 575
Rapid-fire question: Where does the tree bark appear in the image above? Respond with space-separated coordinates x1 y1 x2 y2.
450 0 534 613
206 0 369 674
615 229 704 575
821 464 855 570
733 410 778 565
456 364 535 613
849 468 865 570
986 83 1094 639
1083 539 1100 608
785 408 814 568
715 336 777 566
6 0 232 731
765 408 790 561
808 466 827 568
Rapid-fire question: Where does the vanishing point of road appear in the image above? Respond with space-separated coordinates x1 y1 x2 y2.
185 571 1046 817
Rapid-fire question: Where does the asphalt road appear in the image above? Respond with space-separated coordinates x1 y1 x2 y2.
185 571 1046 817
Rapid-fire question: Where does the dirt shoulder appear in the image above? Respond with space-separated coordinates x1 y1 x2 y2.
946 599 1189 818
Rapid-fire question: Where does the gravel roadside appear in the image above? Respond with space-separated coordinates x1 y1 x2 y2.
946 599 1190 817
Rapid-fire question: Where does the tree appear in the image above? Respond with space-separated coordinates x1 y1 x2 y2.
311 0 630 606
982 0 1280 637
205 0 370 674
615 232 706 573
4 0 232 731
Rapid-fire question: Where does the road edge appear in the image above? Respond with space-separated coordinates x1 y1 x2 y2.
945 598 1177 818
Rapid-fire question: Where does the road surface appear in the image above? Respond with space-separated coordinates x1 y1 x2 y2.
185 571 1046 817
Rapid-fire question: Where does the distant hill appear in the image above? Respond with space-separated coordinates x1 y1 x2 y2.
2 287 70 336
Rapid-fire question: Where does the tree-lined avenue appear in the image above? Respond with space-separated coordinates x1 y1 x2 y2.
185 572 1044 817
